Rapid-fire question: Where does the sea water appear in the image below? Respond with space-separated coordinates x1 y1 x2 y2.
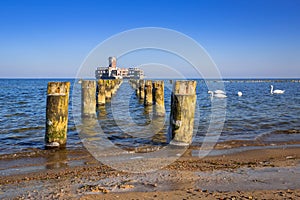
0 79 300 155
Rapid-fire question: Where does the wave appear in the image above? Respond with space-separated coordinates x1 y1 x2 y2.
255 129 300 142
3 112 28 118
0 126 44 135
272 129 300 134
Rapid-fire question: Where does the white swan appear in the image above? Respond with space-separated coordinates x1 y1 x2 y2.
214 90 226 94
208 91 227 98
270 85 285 94
237 91 243 96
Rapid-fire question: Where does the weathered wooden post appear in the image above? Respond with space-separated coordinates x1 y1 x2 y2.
135 80 140 97
153 80 165 115
139 80 145 100
144 80 153 106
45 82 70 148
169 80 197 144
97 79 106 106
81 80 96 118
105 80 112 101
97 105 107 120
111 79 116 95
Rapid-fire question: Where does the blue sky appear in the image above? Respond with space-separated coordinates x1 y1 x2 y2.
0 0 299 78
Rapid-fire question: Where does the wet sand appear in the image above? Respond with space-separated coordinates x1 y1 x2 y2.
1 142 300 199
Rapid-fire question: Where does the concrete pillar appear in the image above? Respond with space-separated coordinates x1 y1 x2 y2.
45 82 70 148
81 80 96 118
169 80 197 144
153 80 165 115
144 80 153 106
139 80 145 99
97 79 106 106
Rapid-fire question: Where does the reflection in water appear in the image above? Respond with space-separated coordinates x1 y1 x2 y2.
143 105 152 125
1 79 300 155
74 81 171 153
153 104 165 117
45 149 68 169
81 117 101 139
151 115 168 145
78 103 189 173
97 105 107 120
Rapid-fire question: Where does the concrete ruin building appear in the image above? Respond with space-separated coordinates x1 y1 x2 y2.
95 57 144 79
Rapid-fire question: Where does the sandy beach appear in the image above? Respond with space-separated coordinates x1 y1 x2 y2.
1 141 300 199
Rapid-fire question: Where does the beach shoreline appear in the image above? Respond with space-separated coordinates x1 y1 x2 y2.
1 141 300 199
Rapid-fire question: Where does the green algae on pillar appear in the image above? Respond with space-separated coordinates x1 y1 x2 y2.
105 80 112 101
169 80 197 144
45 82 70 148
110 80 114 95
153 80 165 116
81 80 96 118
139 80 145 100
97 79 106 106
136 80 140 97
144 80 153 106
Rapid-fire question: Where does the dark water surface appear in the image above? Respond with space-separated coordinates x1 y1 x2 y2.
0 79 300 155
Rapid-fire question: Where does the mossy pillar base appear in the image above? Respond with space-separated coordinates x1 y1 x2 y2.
97 79 106 106
139 80 145 100
45 82 70 148
81 80 96 118
144 80 153 106
105 80 112 101
153 81 165 116
111 80 117 95
136 80 140 97
169 81 197 144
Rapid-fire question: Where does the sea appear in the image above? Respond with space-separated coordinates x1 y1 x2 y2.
0 78 300 155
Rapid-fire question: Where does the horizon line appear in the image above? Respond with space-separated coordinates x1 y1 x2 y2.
0 77 300 80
